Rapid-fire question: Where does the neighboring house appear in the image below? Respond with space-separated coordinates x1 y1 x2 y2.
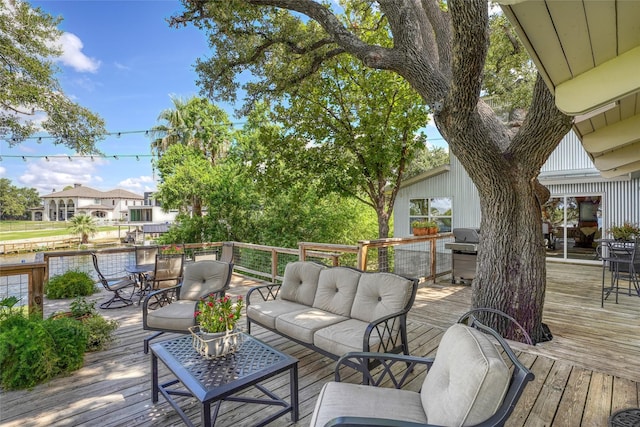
394 131 640 265
31 184 178 224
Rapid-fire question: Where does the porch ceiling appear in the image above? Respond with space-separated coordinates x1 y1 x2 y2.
498 0 640 178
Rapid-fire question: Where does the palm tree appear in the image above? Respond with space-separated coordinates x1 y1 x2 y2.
68 215 98 244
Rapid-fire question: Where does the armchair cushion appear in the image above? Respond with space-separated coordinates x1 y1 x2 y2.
421 323 510 426
180 260 232 301
310 381 427 427
145 300 197 331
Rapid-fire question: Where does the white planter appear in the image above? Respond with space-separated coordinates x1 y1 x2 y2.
189 326 241 358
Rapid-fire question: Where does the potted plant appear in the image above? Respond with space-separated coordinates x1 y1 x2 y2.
412 220 430 236
160 244 184 255
191 294 244 357
608 222 639 241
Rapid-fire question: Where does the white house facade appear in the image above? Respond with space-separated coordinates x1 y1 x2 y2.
394 131 640 264
32 184 178 224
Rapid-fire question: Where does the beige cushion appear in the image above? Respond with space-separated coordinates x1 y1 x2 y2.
313 318 381 354
180 260 231 301
312 267 361 316
246 300 309 330
279 261 325 305
309 382 427 427
276 308 348 344
350 273 413 322
421 324 510 426
146 300 197 331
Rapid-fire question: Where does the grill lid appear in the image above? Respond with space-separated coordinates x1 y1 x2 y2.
453 228 481 243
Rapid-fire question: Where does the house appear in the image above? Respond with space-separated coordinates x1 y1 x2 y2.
31 184 178 224
394 131 640 264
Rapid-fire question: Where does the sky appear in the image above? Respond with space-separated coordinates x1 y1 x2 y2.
0 0 445 197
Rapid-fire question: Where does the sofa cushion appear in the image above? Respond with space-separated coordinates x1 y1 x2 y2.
276 308 348 344
246 300 309 330
279 261 325 306
309 381 427 427
350 272 414 323
421 323 510 426
313 318 382 355
180 260 231 301
312 267 361 316
146 300 197 331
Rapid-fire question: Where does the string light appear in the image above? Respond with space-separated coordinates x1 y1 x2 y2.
0 154 154 161
1 122 248 143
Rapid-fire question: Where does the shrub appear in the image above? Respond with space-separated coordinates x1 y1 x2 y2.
83 315 119 352
0 313 88 390
45 270 97 299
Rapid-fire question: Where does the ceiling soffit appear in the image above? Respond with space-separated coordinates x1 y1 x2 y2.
499 0 640 177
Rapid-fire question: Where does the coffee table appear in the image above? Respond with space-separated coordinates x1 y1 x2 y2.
150 333 298 427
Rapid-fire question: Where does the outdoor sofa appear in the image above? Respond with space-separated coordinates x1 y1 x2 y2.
245 261 419 372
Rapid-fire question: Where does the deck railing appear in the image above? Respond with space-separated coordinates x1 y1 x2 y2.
0 234 453 317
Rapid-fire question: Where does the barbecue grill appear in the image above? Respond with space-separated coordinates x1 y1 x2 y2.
444 228 480 284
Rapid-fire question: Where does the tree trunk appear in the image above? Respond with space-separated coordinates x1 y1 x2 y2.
472 173 547 343
377 208 390 272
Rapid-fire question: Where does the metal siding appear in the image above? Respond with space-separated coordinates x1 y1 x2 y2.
395 132 638 240
542 131 596 172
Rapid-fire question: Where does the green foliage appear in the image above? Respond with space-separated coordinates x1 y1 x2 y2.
45 270 97 299
155 145 217 216
0 313 87 390
82 315 118 352
608 222 640 240
68 215 98 244
0 0 105 150
0 179 41 219
404 145 450 180
41 317 87 372
483 14 536 113
69 296 97 318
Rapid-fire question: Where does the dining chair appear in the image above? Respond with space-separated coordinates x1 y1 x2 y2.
135 245 158 266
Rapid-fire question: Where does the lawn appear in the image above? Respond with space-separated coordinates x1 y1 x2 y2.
0 221 119 241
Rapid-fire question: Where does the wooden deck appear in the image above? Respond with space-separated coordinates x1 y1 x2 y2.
1 262 639 426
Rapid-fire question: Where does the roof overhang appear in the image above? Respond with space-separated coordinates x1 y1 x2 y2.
499 0 640 178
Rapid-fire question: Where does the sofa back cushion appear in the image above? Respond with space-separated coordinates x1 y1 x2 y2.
180 260 232 301
350 272 414 322
312 267 361 316
279 261 325 306
421 323 510 426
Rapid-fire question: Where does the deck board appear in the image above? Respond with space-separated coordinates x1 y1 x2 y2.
1 262 639 426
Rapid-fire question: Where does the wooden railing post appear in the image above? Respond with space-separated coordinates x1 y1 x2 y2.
271 249 278 283
357 241 368 271
29 264 45 317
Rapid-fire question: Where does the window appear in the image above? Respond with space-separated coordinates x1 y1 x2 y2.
409 197 453 233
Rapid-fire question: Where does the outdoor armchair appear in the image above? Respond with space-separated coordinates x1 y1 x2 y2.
310 310 534 427
142 259 233 353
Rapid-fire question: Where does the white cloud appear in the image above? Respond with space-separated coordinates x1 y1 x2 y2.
114 62 130 71
55 33 101 73
118 175 157 192
0 166 5 176
18 157 105 194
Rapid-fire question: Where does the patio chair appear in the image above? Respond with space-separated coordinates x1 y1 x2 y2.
91 253 137 309
142 259 233 353
135 245 158 265
601 238 640 306
310 310 534 427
